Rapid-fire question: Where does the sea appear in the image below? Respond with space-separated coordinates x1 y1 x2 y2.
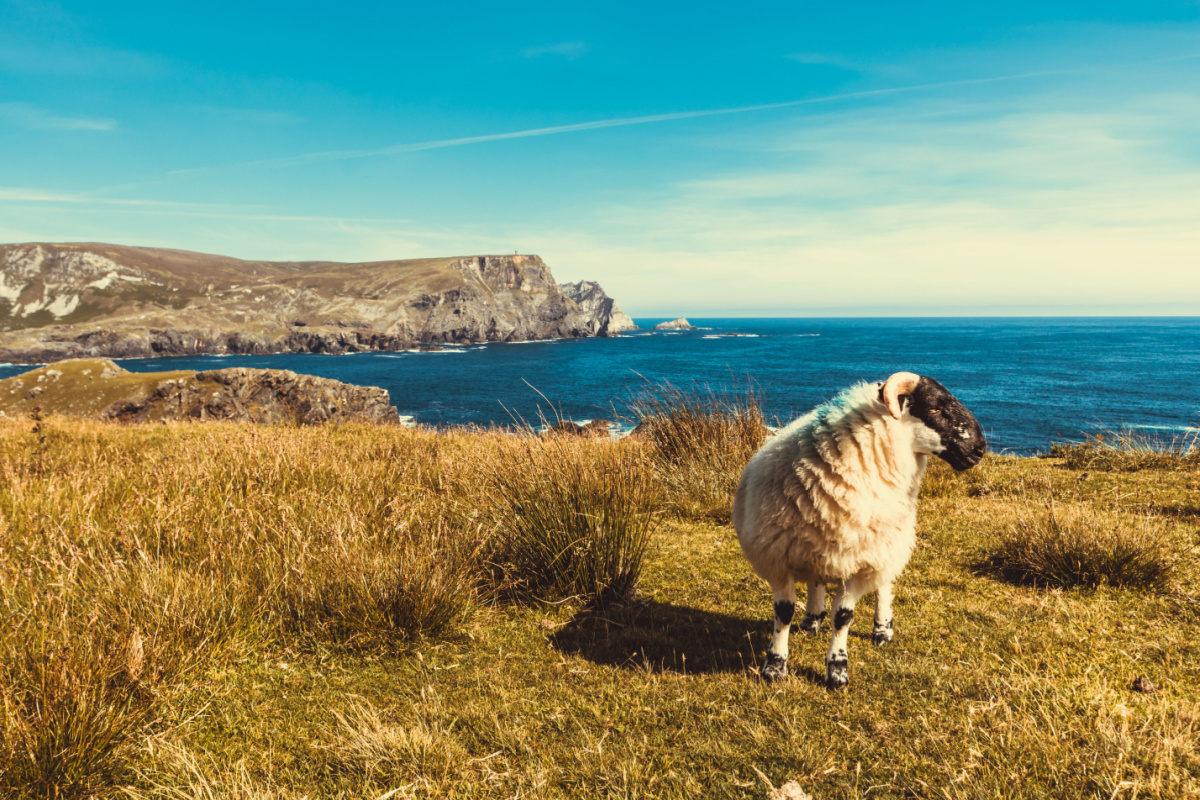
3 317 1198 455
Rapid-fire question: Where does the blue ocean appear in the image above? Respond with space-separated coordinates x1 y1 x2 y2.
4 318 1198 455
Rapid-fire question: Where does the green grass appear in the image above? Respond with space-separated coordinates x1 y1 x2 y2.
1 413 1198 799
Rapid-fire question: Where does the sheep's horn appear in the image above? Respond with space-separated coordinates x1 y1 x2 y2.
881 372 922 420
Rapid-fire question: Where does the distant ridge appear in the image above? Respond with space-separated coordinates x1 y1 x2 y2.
0 243 635 363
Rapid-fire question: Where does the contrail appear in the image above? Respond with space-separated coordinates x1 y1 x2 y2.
172 70 1057 174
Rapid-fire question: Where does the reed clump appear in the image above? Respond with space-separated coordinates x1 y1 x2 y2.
628 381 768 522
487 433 659 605
980 500 1185 591
1050 427 1200 472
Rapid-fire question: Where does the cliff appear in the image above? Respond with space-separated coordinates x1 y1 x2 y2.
558 280 637 335
0 358 399 425
0 243 633 363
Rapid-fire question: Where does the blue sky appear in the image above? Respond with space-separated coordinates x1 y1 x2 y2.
2 1 1199 316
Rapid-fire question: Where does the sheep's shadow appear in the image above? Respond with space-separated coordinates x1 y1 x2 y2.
550 600 827 682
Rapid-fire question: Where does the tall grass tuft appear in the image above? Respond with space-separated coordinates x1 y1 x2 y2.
1050 426 1200 472
628 381 768 522
980 501 1185 591
280 497 488 650
488 435 658 604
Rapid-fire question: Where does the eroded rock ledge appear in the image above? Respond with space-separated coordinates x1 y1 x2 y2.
0 358 399 425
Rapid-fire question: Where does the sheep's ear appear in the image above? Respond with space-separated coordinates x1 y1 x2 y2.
881 372 921 420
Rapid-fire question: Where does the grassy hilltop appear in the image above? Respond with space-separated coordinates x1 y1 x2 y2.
0 398 1197 799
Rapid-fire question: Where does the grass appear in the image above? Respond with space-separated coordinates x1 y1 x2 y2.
487 432 660 604
628 380 768 522
1050 426 1200 472
979 501 1188 591
0 395 1198 798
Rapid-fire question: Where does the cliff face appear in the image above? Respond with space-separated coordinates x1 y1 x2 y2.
0 359 399 425
558 280 637 335
0 244 633 363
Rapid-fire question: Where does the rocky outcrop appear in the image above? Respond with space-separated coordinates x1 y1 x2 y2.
558 281 637 335
0 358 399 425
0 244 634 363
654 317 696 330
543 419 615 437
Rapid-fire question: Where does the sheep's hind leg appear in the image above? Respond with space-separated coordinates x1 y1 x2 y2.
872 582 895 646
825 578 868 690
799 581 827 634
761 579 797 683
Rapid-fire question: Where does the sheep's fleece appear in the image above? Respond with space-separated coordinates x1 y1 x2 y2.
733 372 985 689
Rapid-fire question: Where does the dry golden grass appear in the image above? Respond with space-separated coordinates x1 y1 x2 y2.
628 381 767 522
1 405 1197 799
1051 426 1200 472
980 501 1187 591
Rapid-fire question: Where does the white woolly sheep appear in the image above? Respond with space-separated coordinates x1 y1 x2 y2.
733 372 986 689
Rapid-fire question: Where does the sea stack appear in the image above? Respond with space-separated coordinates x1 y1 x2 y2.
654 317 696 330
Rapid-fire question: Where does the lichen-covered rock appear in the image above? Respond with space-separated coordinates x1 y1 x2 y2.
0 358 399 425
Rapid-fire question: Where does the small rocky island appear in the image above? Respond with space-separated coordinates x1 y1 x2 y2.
654 317 696 330
0 358 399 425
0 243 637 363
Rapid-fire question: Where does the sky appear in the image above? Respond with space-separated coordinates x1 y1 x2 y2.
1 1 1199 316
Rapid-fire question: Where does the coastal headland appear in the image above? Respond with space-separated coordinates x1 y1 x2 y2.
0 243 636 364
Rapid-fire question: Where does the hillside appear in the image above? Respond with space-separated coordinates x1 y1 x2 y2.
0 243 637 363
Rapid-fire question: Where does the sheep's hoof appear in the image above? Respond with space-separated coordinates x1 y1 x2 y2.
799 611 826 634
760 654 789 682
825 657 849 690
872 622 894 646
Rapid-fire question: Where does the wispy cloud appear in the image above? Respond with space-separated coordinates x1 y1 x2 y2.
537 90 1200 313
0 186 416 225
784 51 900 76
520 41 588 59
0 102 116 131
0 34 163 77
191 106 304 125
176 69 1058 175
0 187 193 206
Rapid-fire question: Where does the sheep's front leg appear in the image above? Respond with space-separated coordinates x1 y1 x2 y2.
799 581 827 634
872 582 895 646
825 579 867 690
761 579 797 683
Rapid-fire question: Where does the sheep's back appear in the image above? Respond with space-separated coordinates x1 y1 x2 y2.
735 414 918 585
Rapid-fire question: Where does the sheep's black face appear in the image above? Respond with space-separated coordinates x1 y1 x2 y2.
905 376 986 471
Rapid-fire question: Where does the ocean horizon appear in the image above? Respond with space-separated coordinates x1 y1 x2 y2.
3 316 1197 455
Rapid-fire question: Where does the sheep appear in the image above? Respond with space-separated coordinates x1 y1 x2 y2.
733 372 986 689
